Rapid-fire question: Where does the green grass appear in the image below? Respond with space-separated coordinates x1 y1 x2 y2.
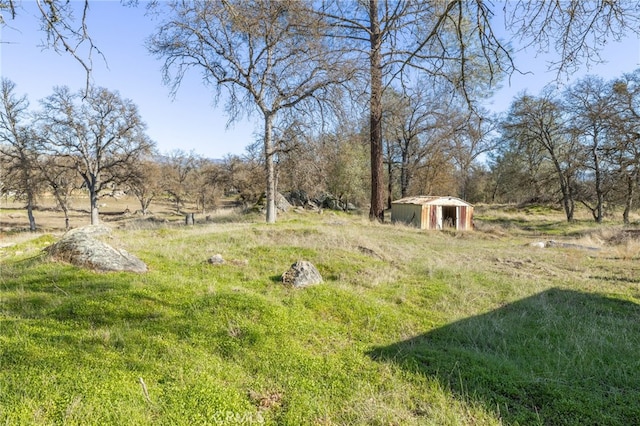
2 210 640 424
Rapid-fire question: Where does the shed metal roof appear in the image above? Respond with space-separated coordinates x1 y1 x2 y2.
391 196 473 207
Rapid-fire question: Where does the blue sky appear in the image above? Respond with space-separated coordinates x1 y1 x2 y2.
486 17 640 114
2 1 639 159
1 1 257 159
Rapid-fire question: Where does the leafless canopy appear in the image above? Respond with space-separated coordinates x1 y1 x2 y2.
1 0 103 93
38 86 154 224
148 0 357 223
319 1 515 101
0 78 41 230
505 1 640 76
148 0 354 122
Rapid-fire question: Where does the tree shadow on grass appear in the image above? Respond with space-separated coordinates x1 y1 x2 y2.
369 288 640 425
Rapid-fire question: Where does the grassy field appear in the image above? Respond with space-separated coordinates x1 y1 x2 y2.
1 203 640 425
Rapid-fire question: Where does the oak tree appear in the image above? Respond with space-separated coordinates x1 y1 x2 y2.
564 75 616 223
149 0 354 223
611 70 640 224
39 86 154 224
500 90 581 221
0 79 41 231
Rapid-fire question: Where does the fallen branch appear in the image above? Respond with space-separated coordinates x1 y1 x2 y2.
529 240 600 251
139 377 153 405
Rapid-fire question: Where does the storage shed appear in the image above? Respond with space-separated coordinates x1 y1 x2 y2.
391 196 474 231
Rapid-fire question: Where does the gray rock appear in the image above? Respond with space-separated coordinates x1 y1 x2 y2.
314 193 354 211
45 225 147 273
208 254 226 265
528 240 600 251
275 192 292 212
64 224 112 238
545 240 600 251
281 260 323 288
252 192 292 213
285 190 309 207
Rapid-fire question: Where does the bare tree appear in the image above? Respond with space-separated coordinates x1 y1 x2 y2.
500 90 581 222
126 157 162 215
382 85 462 202
610 70 640 224
0 79 41 231
564 75 617 223
194 157 225 215
383 88 430 204
222 151 265 210
149 0 354 223
159 150 198 214
273 128 326 202
491 69 640 215
447 109 498 200
490 126 556 205
38 154 81 230
39 86 154 225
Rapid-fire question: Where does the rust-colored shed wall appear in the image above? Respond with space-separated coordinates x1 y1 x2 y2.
391 196 474 231
457 205 474 231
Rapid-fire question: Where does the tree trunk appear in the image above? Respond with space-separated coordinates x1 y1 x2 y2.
369 0 384 222
560 179 574 222
51 189 71 230
400 147 409 198
90 187 100 225
549 154 574 222
490 173 501 203
62 206 70 230
623 173 635 225
460 173 470 201
26 191 36 232
139 197 150 215
593 147 604 223
200 194 207 215
386 149 393 209
264 114 276 224
185 213 194 225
